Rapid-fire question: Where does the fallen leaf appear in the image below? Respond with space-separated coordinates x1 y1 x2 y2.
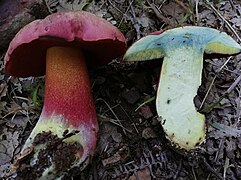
0 153 11 165
11 146 34 173
142 128 157 139
102 152 121 167
128 167 151 180
139 105 153 119
230 17 241 27
209 121 241 138
102 146 129 167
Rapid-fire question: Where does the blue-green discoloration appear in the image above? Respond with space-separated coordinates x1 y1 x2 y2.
124 26 241 62
124 26 241 150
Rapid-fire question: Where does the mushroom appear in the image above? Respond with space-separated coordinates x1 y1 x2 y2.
4 11 126 178
124 26 241 150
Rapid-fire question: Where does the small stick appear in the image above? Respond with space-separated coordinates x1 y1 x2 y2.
205 0 241 42
147 1 174 27
96 98 128 134
195 0 200 25
199 57 232 110
201 73 241 113
201 157 224 180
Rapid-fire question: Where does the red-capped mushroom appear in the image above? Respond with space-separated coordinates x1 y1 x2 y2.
4 11 126 178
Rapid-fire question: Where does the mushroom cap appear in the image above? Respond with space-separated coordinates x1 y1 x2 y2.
4 11 127 77
124 26 241 61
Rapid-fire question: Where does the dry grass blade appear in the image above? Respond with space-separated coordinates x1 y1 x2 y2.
214 139 224 163
117 0 134 28
199 57 232 110
129 0 141 39
191 167 197 180
226 73 241 94
237 88 241 124
97 114 133 134
175 0 191 13
96 98 128 134
223 157 229 179
12 96 29 101
119 104 139 133
201 72 241 113
2 106 24 119
135 96 155 112
195 0 200 25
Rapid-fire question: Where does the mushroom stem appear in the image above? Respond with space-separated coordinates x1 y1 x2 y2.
44 46 97 129
22 46 98 176
157 48 205 149
123 26 241 150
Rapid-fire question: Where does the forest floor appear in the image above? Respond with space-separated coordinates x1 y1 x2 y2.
1 0 241 179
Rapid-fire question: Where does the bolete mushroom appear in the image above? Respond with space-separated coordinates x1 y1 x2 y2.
124 26 241 150
4 11 126 178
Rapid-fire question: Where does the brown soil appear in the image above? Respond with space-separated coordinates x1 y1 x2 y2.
16 131 83 179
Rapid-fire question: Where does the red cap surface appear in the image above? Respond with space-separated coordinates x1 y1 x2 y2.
4 11 127 77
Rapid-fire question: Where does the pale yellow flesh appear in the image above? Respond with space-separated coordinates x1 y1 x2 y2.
157 47 205 149
123 26 241 150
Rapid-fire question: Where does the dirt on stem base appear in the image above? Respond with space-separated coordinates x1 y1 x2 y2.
16 131 83 179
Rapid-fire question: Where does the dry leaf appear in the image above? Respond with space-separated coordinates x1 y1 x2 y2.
128 167 151 180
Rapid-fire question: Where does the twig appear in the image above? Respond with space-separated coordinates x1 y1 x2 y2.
228 0 235 10
205 0 241 42
214 139 224 162
201 72 241 113
97 114 133 134
199 57 232 110
191 167 198 180
129 0 141 39
237 88 241 125
108 0 124 16
117 0 134 28
119 104 139 133
2 106 25 118
96 98 127 134
207 61 240 75
175 0 192 14
44 0 59 13
227 73 241 94
147 1 174 27
195 0 200 25
201 157 224 180
157 0 167 9
12 96 30 101
173 160 182 179
223 157 229 179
